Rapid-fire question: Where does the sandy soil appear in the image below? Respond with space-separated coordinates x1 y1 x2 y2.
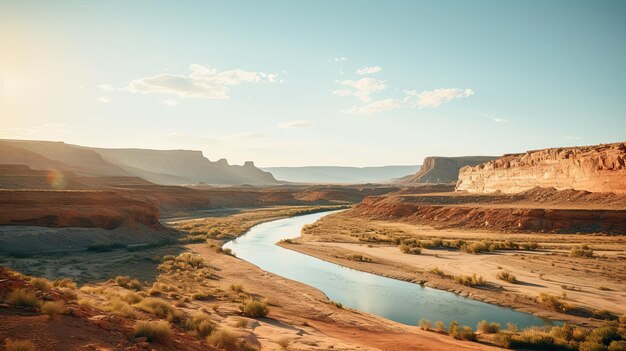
283 211 626 326
187 243 506 351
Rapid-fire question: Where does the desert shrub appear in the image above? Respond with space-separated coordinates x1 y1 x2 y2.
5 339 37 351
230 284 245 293
41 301 64 318
177 253 204 268
192 292 212 301
522 242 540 250
537 292 569 312
122 291 143 304
135 298 182 322
29 277 52 291
128 279 143 291
185 313 215 338
448 320 460 334
496 271 517 283
276 337 291 348
570 245 594 258
7 289 42 308
430 267 447 277
450 325 477 341
608 341 626 351
550 323 574 341
573 327 591 341
454 274 486 287
54 278 77 289
115 275 131 287
587 324 621 345
206 329 237 350
399 244 421 255
506 322 519 332
493 332 513 348
347 254 373 262
512 329 555 349
134 320 172 342
241 299 268 318
434 321 446 332
461 241 492 254
418 319 431 330
79 286 105 295
619 315 626 324
579 340 608 351
106 299 138 318
59 287 77 301
330 300 343 309
476 320 500 334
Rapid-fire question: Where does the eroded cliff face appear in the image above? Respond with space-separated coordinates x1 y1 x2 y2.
397 156 497 184
456 142 626 195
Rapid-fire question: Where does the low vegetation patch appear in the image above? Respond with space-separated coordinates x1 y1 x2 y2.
241 299 268 318
497 271 517 283
399 244 422 255
347 253 374 262
41 301 65 318
133 320 172 342
6 288 42 308
570 245 594 258
477 320 500 334
537 292 570 312
206 329 238 350
184 313 215 338
5 339 37 351
135 297 182 322
418 319 431 330
454 274 486 287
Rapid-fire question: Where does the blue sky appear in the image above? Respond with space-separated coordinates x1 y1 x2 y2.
1 0 624 166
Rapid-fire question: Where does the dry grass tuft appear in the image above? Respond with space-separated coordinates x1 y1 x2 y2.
206 329 238 350
41 301 65 318
5 339 37 351
133 320 172 342
241 299 268 318
29 277 52 291
7 289 42 308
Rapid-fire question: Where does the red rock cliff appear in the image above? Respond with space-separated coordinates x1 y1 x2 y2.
456 142 626 195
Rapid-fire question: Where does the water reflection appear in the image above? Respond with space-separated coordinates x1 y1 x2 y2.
224 211 557 328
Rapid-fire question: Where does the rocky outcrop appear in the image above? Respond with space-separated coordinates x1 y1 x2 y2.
353 188 626 234
0 139 279 185
396 156 497 184
457 142 626 194
0 190 161 229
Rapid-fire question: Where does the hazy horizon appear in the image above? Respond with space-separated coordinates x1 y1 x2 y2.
1 0 625 167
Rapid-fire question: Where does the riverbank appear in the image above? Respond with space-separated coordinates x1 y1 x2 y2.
279 211 626 328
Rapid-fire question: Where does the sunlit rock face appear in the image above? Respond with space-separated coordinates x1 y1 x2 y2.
456 142 626 195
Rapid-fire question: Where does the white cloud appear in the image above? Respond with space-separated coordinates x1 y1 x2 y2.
97 96 111 103
0 123 70 138
337 78 387 102
277 120 314 129
125 64 277 99
343 99 401 115
97 84 116 91
332 89 353 97
329 57 347 62
163 99 178 106
404 88 474 108
492 117 510 123
356 66 383 75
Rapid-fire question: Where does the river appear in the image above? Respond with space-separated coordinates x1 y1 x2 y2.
223 210 557 328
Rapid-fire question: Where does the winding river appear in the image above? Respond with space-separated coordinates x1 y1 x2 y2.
223 210 557 328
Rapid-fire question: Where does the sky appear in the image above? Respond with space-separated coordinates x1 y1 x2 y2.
0 0 625 167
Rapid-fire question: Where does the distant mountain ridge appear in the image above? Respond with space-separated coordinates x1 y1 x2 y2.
261 165 421 183
396 156 497 184
0 139 279 185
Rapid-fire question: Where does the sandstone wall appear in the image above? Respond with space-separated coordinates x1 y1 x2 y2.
456 142 626 195
397 156 497 184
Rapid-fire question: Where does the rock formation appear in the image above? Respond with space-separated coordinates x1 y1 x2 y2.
396 156 497 184
0 139 279 185
456 142 626 195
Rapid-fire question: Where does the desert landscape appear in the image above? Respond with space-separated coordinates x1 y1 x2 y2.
2 1 625 351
